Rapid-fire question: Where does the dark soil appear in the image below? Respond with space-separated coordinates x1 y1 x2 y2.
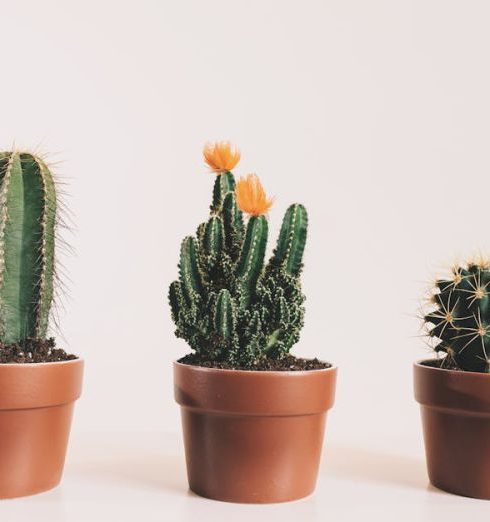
0 338 77 364
178 353 331 371
421 358 462 371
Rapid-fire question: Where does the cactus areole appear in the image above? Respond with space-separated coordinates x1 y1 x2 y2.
169 142 329 370
0 152 75 363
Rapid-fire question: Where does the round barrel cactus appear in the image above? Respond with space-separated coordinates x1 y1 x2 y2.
424 260 490 372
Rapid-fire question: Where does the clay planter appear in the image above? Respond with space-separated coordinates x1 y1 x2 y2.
0 359 83 499
174 361 337 503
414 360 490 499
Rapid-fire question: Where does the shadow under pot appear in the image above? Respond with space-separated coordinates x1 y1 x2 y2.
0 359 84 499
414 360 490 500
174 361 337 503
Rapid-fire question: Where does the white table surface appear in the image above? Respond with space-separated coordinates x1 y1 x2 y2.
0 431 487 522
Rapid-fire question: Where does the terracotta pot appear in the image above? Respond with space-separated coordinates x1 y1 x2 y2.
414 360 490 499
0 359 83 499
174 361 337 503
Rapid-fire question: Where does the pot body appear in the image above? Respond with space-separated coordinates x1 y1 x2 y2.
0 359 83 498
174 361 337 503
414 360 490 499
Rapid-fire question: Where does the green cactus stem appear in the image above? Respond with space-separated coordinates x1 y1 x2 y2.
169 280 185 323
270 204 308 276
179 236 202 305
211 171 235 212
214 289 236 339
0 152 56 345
203 216 224 259
236 215 268 308
222 191 244 258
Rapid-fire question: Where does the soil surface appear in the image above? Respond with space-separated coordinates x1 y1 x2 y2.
421 358 463 371
178 353 331 371
0 338 77 364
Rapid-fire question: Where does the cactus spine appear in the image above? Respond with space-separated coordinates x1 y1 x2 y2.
0 152 56 345
424 260 490 373
169 143 308 367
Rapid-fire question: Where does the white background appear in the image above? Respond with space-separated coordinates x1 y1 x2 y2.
1 0 490 520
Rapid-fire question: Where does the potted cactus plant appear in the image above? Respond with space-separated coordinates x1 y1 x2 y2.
170 142 337 503
415 258 490 499
0 152 83 498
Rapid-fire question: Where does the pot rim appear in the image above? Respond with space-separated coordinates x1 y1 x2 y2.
0 357 83 368
414 358 490 378
414 358 490 414
0 357 84 410
174 358 337 415
174 359 336 376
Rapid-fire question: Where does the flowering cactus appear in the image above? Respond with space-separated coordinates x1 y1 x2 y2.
169 142 308 366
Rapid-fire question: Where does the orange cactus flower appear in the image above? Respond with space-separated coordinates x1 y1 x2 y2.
203 141 241 173
235 174 274 217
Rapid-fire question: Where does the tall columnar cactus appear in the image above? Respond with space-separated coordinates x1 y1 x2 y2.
424 260 490 373
169 142 308 366
0 152 56 345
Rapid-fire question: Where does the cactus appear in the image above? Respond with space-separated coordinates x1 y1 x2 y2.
424 259 490 373
169 143 308 367
0 152 57 345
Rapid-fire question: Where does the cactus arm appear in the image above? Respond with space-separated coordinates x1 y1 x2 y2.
222 192 244 257
236 215 268 307
213 289 236 339
179 236 202 305
270 204 308 276
203 216 224 258
211 171 235 211
196 222 206 246
222 192 244 235
169 280 185 322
